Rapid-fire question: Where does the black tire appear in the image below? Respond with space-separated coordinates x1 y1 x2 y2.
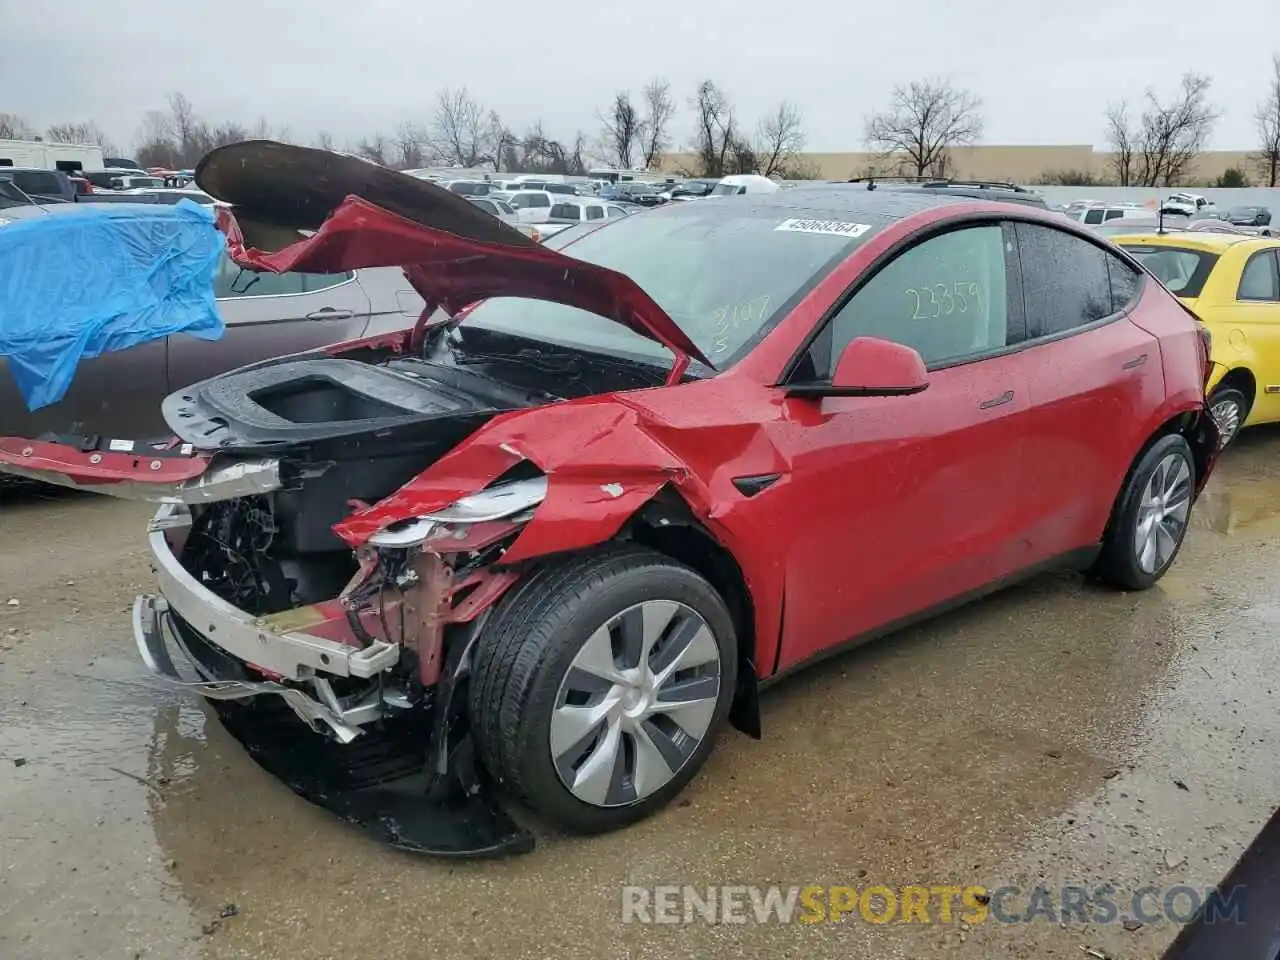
469 544 737 834
1093 434 1196 591
1207 385 1249 448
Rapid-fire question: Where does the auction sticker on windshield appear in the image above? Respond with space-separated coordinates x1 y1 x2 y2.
774 219 872 238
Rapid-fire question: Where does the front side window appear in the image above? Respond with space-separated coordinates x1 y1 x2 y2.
549 203 578 219
1238 250 1280 302
812 224 1016 373
585 205 604 220
606 206 628 218
1083 208 1105 225
1016 223 1114 336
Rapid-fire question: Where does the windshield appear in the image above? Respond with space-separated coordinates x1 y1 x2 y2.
710 182 743 197
1229 207 1259 218
1119 244 1220 297
461 204 875 369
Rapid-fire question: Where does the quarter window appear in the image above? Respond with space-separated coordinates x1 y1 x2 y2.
1105 255 1143 313
1237 250 1279 302
818 224 1017 372
1016 223 1114 337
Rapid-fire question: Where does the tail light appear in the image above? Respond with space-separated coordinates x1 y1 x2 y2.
1198 324 1213 387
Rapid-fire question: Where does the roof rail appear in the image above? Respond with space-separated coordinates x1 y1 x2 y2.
844 176 1034 193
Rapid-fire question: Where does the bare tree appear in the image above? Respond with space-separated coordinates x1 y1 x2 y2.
1106 73 1219 187
0 113 33 139
755 101 805 178
640 78 675 169
428 87 499 168
1104 101 1136 186
356 134 388 165
45 121 117 153
600 91 640 169
393 121 426 169
864 77 983 177
315 130 335 151
211 121 248 148
167 92 213 164
250 117 272 140
135 109 177 168
1255 54 1280 188
690 79 740 177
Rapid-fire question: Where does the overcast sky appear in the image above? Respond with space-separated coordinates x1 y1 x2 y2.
3 0 1277 154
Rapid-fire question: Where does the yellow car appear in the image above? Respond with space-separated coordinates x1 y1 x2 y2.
1112 231 1280 446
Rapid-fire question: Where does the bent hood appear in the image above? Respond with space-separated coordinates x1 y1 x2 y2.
195 140 709 368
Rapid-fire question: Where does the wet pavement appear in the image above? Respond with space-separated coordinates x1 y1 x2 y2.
3 431 1280 960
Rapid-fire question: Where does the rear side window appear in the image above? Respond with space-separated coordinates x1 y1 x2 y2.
585 205 604 220
545 183 575 194
549 203 579 219
1103 209 1127 222
530 194 550 208
12 171 62 195
1238 250 1280 302
1015 223 1114 337
1119 245 1220 298
1083 208 1105 224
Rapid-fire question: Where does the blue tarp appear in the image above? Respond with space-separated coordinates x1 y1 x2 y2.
0 200 225 411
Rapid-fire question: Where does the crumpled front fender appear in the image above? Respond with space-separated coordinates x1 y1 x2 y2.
333 397 707 565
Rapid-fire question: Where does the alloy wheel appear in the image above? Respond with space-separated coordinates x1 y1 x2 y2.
1133 452 1193 575
1209 396 1243 448
549 600 722 808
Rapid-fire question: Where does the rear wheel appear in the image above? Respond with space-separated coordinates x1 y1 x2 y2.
1093 434 1196 590
1207 386 1249 448
469 545 737 834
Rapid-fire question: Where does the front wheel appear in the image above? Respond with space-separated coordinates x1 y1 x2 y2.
1093 434 1196 590
469 545 737 834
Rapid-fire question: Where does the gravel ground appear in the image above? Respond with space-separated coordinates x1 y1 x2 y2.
3 430 1279 960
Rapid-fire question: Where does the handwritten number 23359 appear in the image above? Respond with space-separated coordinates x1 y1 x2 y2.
906 282 980 320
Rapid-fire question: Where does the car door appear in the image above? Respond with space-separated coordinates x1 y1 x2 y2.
1012 221 1164 558
1231 248 1280 423
772 221 1033 668
0 340 170 439
167 252 371 391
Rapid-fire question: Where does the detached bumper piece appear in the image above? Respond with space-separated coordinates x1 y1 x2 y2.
136 595 534 858
215 697 535 858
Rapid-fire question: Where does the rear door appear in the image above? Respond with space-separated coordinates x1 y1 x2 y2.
167 252 371 391
1013 221 1163 557
0 341 170 439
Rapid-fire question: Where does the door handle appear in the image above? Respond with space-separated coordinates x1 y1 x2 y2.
305 308 355 320
978 390 1014 409
1122 353 1148 370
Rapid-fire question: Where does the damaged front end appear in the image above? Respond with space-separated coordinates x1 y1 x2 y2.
0 141 730 856
132 454 549 856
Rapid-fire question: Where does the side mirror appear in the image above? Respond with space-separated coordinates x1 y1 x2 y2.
786 337 929 398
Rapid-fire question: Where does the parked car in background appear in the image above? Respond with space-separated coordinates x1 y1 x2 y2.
1064 202 1145 225
0 203 425 440
0 153 1219 851
1162 192 1214 217
664 178 719 200
709 174 781 197
466 196 517 217
1227 206 1272 228
507 189 559 223
536 198 633 237
0 168 78 203
445 180 497 197
1114 230 1280 446
1092 213 1188 236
